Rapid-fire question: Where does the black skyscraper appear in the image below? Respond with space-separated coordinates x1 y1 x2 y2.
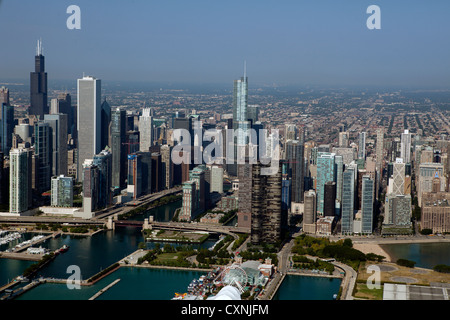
30 39 48 118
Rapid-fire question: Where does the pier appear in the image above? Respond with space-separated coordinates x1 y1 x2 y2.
88 279 121 300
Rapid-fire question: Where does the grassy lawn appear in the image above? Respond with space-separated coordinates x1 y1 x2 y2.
155 252 179 262
354 283 384 300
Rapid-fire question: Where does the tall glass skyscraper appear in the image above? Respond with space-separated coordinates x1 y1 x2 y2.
77 76 101 182
341 166 355 234
361 175 374 234
111 108 127 190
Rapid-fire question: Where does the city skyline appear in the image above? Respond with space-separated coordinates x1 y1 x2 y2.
2 1 450 88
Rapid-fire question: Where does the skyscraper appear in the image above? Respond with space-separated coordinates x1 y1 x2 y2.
358 132 366 160
30 39 48 118
51 175 73 207
44 113 68 176
101 99 111 151
401 129 411 164
341 166 355 234
9 148 32 214
316 152 336 215
1 103 14 154
34 121 51 192
93 149 112 208
77 76 101 182
250 160 282 244
82 159 99 218
303 189 317 234
361 175 374 234
323 181 336 217
139 108 153 152
0 87 9 106
285 140 305 204
237 162 253 229
111 108 127 190
230 70 250 176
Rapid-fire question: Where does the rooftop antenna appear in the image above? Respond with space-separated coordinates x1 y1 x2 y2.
244 60 247 79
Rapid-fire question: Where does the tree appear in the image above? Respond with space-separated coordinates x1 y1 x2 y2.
343 238 353 248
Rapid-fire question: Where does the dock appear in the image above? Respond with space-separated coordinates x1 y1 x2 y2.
88 279 121 300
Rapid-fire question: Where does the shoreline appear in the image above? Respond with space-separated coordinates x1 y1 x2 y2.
352 243 393 262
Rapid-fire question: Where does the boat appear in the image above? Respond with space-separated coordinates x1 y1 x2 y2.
59 245 69 253
333 294 337 300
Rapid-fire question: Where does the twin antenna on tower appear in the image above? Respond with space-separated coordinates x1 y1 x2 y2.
36 38 43 56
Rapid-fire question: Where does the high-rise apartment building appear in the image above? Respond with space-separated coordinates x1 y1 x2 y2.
341 166 355 234
401 129 411 164
9 148 32 214
361 175 374 234
51 175 73 207
358 132 366 160
250 161 282 244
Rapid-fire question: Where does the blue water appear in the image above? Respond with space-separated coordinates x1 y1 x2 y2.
273 275 341 300
16 267 205 300
380 242 450 269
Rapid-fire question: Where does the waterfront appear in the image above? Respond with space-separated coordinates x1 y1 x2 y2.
16 267 206 300
380 242 450 269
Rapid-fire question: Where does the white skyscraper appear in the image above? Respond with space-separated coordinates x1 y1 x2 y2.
77 76 101 181
358 132 366 160
139 107 153 152
9 148 32 214
401 129 411 164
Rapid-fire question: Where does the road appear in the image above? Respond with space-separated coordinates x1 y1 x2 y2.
332 261 357 300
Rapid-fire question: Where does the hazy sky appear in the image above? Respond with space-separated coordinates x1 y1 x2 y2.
1 0 450 87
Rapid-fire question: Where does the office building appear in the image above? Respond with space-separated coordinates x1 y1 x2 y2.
77 76 102 182
30 39 48 118
180 180 197 222
93 149 112 208
81 159 99 218
1 103 14 154
139 107 153 152
316 152 336 215
384 194 412 231
34 121 51 192
111 108 127 190
44 113 68 176
323 181 336 217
